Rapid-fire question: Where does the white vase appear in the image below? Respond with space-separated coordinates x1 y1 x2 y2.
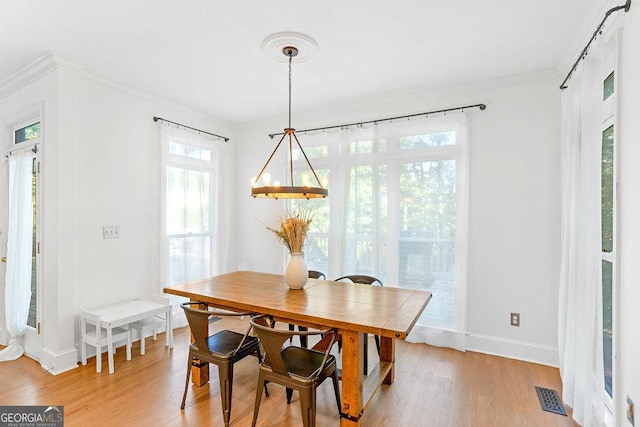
285 252 308 289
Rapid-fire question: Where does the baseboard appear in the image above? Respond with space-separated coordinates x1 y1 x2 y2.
39 346 79 375
171 310 187 329
406 326 559 367
466 332 559 367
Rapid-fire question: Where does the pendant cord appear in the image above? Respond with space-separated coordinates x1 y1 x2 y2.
288 51 292 129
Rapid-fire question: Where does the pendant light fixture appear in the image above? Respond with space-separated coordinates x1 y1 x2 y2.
251 46 328 199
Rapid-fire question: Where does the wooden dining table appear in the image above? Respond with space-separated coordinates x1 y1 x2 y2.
163 270 431 426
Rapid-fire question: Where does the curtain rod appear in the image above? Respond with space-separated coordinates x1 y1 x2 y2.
559 0 631 90
268 103 487 139
153 116 230 142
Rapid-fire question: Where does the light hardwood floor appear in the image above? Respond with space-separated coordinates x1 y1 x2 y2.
0 318 577 426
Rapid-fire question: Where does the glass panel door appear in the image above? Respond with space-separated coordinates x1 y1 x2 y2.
398 159 456 327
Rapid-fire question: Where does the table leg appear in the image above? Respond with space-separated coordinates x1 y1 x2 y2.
166 307 173 348
190 307 208 385
107 327 115 374
340 329 364 426
379 336 395 384
298 325 308 348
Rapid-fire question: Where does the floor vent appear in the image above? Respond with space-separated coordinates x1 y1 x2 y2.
535 386 567 416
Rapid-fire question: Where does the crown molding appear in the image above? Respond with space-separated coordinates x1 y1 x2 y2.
0 52 236 134
0 51 61 99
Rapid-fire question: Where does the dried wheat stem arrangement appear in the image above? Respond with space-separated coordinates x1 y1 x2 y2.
265 208 314 254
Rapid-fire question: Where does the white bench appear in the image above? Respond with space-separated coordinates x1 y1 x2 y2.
81 298 173 373
130 296 170 355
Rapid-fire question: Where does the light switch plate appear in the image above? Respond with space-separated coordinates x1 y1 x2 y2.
102 226 120 239
510 312 520 327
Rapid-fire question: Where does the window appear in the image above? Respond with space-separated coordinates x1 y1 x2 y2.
14 121 40 144
291 117 468 336
10 120 42 329
162 128 218 287
600 71 616 400
27 156 38 328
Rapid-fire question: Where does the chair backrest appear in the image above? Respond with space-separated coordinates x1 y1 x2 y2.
181 301 254 355
334 274 383 286
250 315 336 379
181 302 212 353
81 310 101 338
308 270 326 280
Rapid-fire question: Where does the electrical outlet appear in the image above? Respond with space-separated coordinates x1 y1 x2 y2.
510 312 520 327
628 395 635 426
102 226 120 239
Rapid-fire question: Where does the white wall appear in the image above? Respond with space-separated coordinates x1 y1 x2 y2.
467 75 561 364
236 70 562 365
0 55 236 373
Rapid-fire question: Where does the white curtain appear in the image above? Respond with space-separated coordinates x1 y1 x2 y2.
299 115 467 350
161 123 234 288
558 33 616 426
331 125 382 278
211 134 233 275
0 151 34 362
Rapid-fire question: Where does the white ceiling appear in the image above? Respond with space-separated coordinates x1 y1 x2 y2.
1 0 590 124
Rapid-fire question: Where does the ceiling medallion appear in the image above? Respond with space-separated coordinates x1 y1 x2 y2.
261 32 318 63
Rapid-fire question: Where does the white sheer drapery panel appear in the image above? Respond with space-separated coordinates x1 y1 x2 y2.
0 150 34 362
329 126 383 278
381 115 468 350
161 123 233 290
558 33 616 427
211 134 233 275
299 115 468 350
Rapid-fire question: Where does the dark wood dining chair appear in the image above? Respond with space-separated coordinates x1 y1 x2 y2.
334 275 383 375
307 270 326 280
250 315 341 427
288 270 326 347
180 301 266 427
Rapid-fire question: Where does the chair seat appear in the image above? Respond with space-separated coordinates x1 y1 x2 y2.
84 325 130 343
198 330 260 356
280 347 336 379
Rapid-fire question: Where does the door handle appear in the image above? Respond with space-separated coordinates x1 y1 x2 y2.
1 257 6 263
